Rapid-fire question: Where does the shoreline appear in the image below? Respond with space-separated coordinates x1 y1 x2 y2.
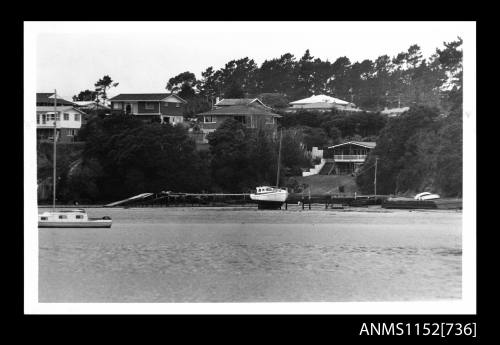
37 204 462 214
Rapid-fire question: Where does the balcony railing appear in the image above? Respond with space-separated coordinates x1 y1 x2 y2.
333 154 367 162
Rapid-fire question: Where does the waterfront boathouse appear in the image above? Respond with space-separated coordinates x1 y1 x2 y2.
323 141 376 175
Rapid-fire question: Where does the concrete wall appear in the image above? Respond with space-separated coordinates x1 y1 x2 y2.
302 158 326 177
311 146 324 159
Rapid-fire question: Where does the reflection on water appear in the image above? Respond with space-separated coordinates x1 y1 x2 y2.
39 207 462 302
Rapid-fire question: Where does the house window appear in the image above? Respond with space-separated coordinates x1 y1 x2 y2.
63 113 69 121
113 102 122 110
67 129 78 136
75 114 80 121
176 103 180 108
164 102 169 107
59 215 67 219
233 116 247 124
41 217 47 221
49 113 60 121
204 116 215 123
265 117 275 124
42 114 46 124
37 114 40 124
145 102 155 110
76 215 83 219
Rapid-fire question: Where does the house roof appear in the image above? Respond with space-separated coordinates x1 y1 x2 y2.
285 102 363 112
198 104 281 117
73 101 111 109
215 98 270 108
328 141 377 149
36 93 74 106
290 94 351 106
109 93 187 103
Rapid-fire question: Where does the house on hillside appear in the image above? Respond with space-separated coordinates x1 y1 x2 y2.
109 93 187 125
193 98 281 144
322 141 376 175
286 94 361 113
36 93 86 142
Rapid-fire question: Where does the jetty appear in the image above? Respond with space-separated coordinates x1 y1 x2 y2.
104 192 252 208
103 191 391 209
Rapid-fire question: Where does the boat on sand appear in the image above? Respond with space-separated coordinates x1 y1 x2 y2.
250 129 288 209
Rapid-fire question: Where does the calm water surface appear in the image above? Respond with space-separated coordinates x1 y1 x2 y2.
39 207 462 302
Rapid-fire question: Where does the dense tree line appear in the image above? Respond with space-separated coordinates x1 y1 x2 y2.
279 109 387 148
46 116 311 201
355 38 463 197
355 104 462 197
60 114 211 202
207 119 311 193
167 38 463 114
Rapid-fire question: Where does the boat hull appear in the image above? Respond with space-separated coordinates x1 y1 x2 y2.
38 220 112 228
255 200 286 209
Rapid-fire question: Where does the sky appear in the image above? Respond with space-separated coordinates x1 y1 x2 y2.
31 21 473 101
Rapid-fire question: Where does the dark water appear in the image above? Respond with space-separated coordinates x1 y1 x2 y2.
39 207 461 302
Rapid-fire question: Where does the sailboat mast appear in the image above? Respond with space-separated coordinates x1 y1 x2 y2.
276 128 282 188
52 89 57 211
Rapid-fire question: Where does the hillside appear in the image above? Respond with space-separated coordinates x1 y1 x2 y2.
288 174 359 195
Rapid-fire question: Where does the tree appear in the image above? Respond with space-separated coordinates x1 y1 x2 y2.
224 82 245 98
94 75 119 105
72 89 98 102
258 93 289 109
207 119 252 192
166 71 198 99
256 53 297 97
356 106 447 195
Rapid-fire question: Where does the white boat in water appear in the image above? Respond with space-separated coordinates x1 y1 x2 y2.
38 209 112 228
414 192 441 200
38 89 112 228
249 129 288 209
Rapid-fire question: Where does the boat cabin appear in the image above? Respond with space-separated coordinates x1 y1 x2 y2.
255 186 285 194
38 209 88 222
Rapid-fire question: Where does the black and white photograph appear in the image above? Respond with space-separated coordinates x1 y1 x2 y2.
24 21 476 315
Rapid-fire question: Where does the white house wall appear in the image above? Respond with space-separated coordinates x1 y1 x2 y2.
37 108 82 129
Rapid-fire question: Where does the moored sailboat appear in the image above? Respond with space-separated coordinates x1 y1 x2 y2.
250 128 289 209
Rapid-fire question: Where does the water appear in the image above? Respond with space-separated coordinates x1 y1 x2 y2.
38 207 462 302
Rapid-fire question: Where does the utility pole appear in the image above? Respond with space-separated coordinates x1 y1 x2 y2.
52 89 57 210
374 157 379 197
276 128 283 187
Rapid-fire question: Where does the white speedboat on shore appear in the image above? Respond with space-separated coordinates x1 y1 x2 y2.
38 209 112 228
250 186 288 209
414 192 440 201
